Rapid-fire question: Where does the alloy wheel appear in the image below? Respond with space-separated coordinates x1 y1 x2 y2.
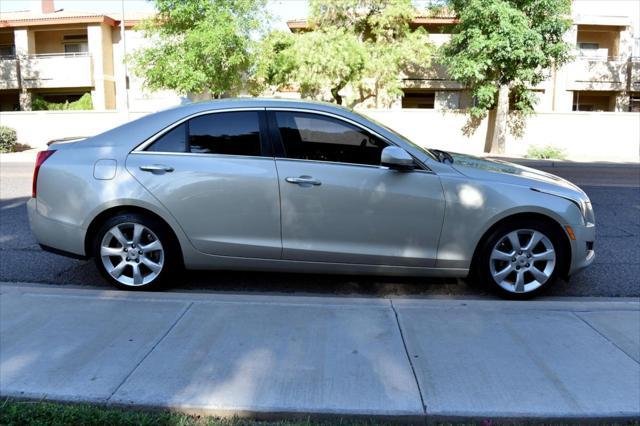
100 222 164 286
489 229 556 294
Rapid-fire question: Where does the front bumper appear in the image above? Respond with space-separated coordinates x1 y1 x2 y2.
27 198 86 257
567 221 596 276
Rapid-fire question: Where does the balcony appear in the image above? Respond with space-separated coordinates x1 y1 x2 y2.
0 56 20 90
631 59 640 92
21 53 93 89
566 57 628 91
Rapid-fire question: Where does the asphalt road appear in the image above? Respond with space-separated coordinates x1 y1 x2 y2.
1 159 638 297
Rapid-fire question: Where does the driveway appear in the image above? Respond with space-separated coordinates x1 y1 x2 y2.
1 159 638 297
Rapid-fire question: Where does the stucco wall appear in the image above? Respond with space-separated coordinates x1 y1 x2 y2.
0 109 638 162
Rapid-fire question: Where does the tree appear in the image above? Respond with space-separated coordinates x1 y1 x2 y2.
442 0 572 153
253 0 433 108
130 0 266 98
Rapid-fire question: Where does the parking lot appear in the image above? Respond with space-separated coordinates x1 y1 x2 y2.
1 159 638 297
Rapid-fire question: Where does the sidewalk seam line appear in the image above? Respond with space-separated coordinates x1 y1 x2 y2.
106 301 194 403
572 311 640 365
389 299 427 417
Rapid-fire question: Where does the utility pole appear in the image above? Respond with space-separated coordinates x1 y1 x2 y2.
120 0 130 113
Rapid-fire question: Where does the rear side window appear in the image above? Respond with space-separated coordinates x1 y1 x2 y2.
273 111 388 166
146 123 187 152
188 111 261 156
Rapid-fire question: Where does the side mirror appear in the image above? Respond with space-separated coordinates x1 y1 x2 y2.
381 146 415 171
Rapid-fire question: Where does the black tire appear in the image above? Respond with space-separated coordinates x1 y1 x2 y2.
474 219 567 300
92 212 180 291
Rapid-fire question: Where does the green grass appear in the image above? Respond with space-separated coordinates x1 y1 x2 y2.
0 399 383 426
525 145 567 160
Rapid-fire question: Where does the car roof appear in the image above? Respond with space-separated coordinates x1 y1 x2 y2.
162 97 354 115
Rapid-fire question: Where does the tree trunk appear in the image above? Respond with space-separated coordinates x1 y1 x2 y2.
488 83 509 154
331 87 343 105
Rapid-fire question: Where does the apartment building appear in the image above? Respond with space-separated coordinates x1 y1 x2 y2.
288 0 640 113
0 0 180 112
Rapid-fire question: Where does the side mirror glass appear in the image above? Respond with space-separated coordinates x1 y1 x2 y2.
381 146 415 171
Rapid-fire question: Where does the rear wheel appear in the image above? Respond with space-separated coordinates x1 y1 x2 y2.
93 213 179 290
476 220 566 299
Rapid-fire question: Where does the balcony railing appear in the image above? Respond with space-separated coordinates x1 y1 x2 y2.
21 53 93 89
566 58 628 91
631 58 640 92
0 56 20 90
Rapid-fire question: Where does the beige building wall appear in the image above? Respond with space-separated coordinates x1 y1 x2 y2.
33 27 86 54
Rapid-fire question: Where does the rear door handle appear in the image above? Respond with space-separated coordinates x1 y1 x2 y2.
139 164 174 174
285 176 321 186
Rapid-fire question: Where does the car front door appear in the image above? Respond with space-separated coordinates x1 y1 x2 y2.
126 109 281 259
268 109 445 267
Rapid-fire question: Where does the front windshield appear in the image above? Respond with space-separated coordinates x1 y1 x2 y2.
361 114 439 161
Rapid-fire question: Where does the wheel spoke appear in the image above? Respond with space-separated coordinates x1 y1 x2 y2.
132 224 143 245
141 257 162 273
493 264 513 282
514 271 525 292
101 246 124 257
529 266 549 283
141 240 162 253
491 249 514 262
109 226 128 247
524 231 543 251
506 231 521 251
532 249 554 261
132 264 143 285
110 260 127 278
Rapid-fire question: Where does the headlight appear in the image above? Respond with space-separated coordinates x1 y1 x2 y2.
579 200 595 225
531 188 594 225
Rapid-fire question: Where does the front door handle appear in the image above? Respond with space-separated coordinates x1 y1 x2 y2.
139 164 174 174
285 176 321 186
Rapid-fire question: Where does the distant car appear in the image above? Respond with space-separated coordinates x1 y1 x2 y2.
28 99 595 298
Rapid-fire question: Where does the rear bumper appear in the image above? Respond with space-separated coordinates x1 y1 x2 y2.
27 198 86 258
567 222 596 276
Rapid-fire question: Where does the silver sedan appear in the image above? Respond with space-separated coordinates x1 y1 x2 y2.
28 99 595 298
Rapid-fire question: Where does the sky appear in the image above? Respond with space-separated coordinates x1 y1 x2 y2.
0 0 310 30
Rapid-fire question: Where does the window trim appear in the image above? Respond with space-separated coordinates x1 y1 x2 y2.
132 108 272 158
266 108 431 172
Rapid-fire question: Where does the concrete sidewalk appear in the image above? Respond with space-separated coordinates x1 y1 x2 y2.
1 283 638 423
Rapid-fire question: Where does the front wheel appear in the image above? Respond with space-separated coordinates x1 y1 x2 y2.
93 213 179 290
476 220 566 299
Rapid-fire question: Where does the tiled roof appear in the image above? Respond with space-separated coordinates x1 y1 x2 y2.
0 9 151 28
286 13 459 31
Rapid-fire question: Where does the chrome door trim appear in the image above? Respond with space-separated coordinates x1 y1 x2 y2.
132 107 266 153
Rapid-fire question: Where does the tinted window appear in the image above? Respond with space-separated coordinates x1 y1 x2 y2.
146 123 187 152
188 111 261 156
274 111 387 166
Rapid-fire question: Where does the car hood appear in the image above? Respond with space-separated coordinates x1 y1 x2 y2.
448 152 589 201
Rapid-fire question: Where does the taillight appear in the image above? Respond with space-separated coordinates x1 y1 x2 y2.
32 150 56 198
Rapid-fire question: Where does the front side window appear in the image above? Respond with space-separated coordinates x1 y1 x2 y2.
274 111 388 166
189 111 261 156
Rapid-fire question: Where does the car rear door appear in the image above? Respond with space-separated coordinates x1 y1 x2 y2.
126 109 282 259
268 109 445 267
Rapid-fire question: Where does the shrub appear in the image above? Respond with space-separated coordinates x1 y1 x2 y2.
526 145 566 160
32 93 93 111
0 125 18 153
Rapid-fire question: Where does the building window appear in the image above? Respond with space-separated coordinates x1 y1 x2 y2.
0 45 15 57
630 95 640 113
402 91 435 109
63 34 88 55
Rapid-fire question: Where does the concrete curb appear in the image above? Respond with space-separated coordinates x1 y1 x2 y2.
488 156 640 168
